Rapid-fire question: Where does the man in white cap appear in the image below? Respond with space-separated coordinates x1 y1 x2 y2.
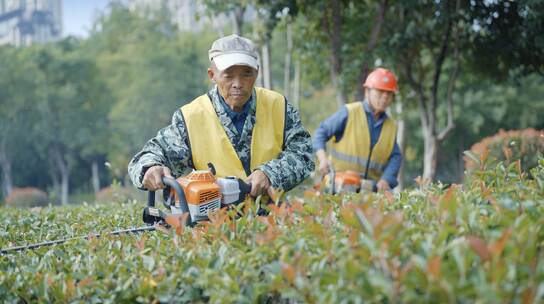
128 34 314 199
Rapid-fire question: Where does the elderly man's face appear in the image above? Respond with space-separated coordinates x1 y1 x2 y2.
208 64 258 112
366 88 394 114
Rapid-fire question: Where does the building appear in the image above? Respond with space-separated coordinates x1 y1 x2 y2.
129 0 253 34
0 0 62 46
129 0 204 32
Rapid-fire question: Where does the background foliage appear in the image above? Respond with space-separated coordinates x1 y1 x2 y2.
0 0 543 203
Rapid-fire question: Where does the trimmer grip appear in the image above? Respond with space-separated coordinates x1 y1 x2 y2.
238 180 252 198
328 167 336 195
162 176 192 225
147 191 156 207
144 176 192 226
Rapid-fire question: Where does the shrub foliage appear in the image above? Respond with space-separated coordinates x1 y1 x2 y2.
1 160 543 302
465 128 544 173
95 184 143 204
4 187 49 208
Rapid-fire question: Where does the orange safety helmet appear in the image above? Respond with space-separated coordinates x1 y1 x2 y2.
363 68 398 93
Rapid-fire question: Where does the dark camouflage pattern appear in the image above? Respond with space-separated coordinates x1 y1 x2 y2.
128 85 315 191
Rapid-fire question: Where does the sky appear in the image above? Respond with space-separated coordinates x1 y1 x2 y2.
63 0 111 38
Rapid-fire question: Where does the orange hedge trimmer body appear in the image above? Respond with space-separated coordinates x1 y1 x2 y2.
311 167 376 195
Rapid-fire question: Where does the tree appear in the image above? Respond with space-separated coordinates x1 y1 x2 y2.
29 38 106 204
383 0 544 182
76 41 114 194
296 0 390 106
88 4 211 181
202 0 250 36
0 46 40 198
253 0 299 91
323 0 345 105
384 0 465 181
466 0 544 80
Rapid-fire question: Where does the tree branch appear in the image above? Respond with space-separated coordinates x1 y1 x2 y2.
323 0 346 105
430 9 453 134
357 0 388 99
365 0 388 53
0 137 7 165
438 1 461 142
404 58 429 130
329 0 343 76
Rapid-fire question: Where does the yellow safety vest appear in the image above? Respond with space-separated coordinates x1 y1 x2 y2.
329 102 397 181
181 87 286 179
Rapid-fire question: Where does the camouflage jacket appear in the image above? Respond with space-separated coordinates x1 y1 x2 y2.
128 86 315 191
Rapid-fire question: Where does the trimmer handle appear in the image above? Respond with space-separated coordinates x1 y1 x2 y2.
327 164 336 195
145 176 193 226
238 179 252 198
147 191 156 207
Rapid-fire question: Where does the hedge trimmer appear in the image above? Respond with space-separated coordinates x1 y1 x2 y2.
312 164 376 195
1 164 251 255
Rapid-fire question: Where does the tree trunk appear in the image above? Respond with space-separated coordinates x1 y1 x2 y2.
0 158 12 199
292 60 301 109
330 69 347 106
61 167 70 205
458 133 465 183
283 22 293 100
92 160 100 194
423 131 438 181
48 156 60 204
0 143 13 198
262 40 272 89
253 25 264 87
396 3 460 184
256 56 264 87
212 15 225 37
395 101 406 191
420 9 457 183
51 146 70 205
323 0 347 106
356 64 370 101
232 6 245 36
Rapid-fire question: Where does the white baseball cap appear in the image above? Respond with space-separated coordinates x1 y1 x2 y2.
208 34 259 71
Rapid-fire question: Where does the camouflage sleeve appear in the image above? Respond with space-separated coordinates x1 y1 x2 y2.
128 109 193 189
258 102 315 191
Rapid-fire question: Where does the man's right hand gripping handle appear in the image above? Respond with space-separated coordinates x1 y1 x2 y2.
142 166 173 190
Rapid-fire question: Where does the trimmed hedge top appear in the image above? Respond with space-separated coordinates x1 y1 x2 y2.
1 160 543 303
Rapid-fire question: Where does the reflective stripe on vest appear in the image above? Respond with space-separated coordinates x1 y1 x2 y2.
329 102 396 181
180 87 286 179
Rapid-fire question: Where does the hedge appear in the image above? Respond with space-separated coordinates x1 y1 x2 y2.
4 187 49 208
465 128 544 174
1 160 543 303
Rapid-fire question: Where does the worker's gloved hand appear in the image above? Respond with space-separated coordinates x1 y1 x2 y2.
142 166 173 190
316 149 330 175
246 169 271 197
376 179 391 192
318 159 331 176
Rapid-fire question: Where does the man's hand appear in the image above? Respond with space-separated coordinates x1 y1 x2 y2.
246 170 271 197
316 149 331 176
142 166 173 190
376 179 391 192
